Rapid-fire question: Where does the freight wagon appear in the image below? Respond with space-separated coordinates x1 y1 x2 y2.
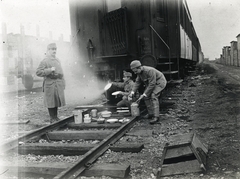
69 0 203 82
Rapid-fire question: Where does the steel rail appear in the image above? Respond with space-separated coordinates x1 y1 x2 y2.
54 116 139 179
1 115 74 153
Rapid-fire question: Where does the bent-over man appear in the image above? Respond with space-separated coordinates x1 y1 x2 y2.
129 60 167 124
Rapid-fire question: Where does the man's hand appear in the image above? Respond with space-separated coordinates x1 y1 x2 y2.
128 96 133 101
136 93 147 103
119 91 124 95
128 91 134 98
128 91 134 101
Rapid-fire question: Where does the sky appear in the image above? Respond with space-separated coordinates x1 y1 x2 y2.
187 0 240 60
1 0 240 60
0 0 71 41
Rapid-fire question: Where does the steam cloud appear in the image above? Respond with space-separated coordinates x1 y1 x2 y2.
60 43 108 106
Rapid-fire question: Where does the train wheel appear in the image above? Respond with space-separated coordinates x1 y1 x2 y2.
22 74 34 90
140 54 157 68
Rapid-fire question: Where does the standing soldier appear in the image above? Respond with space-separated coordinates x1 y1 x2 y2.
36 43 66 123
129 60 167 124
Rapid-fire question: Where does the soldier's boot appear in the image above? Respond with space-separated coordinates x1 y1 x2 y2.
149 117 160 124
149 97 160 124
48 108 56 123
53 107 60 122
143 98 154 119
142 114 154 119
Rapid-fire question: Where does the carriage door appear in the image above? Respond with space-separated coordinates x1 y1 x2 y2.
101 7 129 57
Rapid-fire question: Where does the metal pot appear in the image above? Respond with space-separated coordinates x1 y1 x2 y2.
101 111 112 118
97 118 105 124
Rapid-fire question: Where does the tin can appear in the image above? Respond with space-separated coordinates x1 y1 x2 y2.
131 102 140 117
73 110 83 124
91 109 97 118
84 116 91 123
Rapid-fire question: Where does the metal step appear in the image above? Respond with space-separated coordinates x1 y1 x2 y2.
157 62 174 65
162 70 179 75
167 79 183 85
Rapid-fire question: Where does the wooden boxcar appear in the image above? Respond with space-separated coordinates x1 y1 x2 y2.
69 0 202 82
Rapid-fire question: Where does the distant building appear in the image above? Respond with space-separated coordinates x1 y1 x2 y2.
1 23 70 89
219 34 240 67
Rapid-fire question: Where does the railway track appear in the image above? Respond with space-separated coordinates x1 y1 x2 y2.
1 104 147 179
1 80 181 179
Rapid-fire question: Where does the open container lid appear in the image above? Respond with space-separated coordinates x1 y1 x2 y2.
104 83 112 91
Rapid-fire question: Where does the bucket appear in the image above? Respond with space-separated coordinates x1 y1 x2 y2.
73 110 83 124
131 102 140 117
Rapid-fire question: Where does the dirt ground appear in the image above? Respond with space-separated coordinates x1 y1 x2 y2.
1 60 240 179
175 62 240 178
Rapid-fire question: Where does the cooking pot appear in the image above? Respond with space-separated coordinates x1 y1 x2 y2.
101 111 112 118
97 118 105 124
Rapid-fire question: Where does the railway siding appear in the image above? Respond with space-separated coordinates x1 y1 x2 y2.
2 108 144 178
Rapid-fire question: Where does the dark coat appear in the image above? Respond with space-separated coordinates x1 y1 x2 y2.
36 55 65 108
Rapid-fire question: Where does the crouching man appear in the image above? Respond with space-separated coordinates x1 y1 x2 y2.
111 71 135 109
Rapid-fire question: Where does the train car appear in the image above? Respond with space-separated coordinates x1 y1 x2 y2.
69 0 202 82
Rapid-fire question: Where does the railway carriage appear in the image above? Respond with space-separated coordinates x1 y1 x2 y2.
69 0 202 82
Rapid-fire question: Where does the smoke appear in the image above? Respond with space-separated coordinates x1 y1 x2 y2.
6 33 108 106
64 77 107 106
60 44 108 106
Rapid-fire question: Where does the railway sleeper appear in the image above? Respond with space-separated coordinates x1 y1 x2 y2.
45 130 114 140
16 143 144 155
1 162 130 179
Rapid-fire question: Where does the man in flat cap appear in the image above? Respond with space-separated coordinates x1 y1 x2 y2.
36 43 66 123
111 70 136 108
129 60 167 124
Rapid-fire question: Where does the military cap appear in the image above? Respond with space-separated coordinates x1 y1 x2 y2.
47 43 57 50
130 60 141 69
123 71 132 77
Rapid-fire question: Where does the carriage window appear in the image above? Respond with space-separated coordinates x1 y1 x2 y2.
156 0 165 20
106 0 121 12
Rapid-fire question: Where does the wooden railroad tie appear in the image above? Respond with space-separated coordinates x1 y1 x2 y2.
17 143 144 155
158 133 208 178
0 162 130 179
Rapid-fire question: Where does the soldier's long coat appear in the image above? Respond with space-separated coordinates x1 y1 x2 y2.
36 55 66 108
